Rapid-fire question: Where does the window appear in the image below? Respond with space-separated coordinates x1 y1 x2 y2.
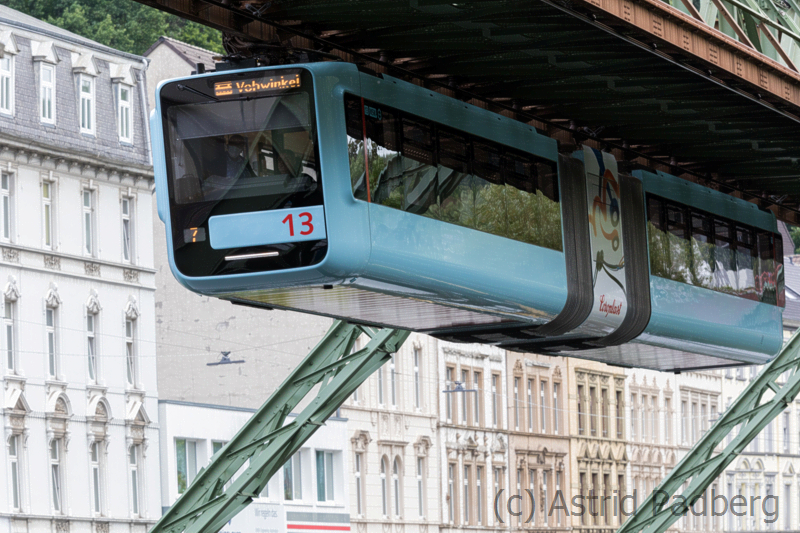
578 385 586 435
40 63 54 124
646 194 784 306
1 171 12 241
91 442 102 515
417 457 425 518
130 445 141 516
631 394 638 440
616 390 623 439
175 439 197 494
528 470 537 526
527 379 534 431
463 465 471 524
393 458 401 517
378 365 384 405
553 382 560 434
413 347 421 409
390 354 397 407
784 412 790 452
681 400 687 443
691 402 698 442
651 396 658 441
80 75 94 134
382 458 389 517
50 439 63 512
42 181 54 248
448 463 455 523
784 484 791 530
315 451 334 502
542 471 549 526
601 388 609 437
125 319 136 386
46 308 57 378
118 85 132 143
83 189 95 255
0 55 13 115
445 367 454 422
491 374 499 428
212 441 225 456
541 380 548 433
556 471 563 526
345 95 562 251
355 453 363 516
493 467 503 522
122 197 133 262
87 314 97 381
476 465 483 524
4 299 15 372
514 377 520 430
9 435 20 511
461 369 469 424
473 371 482 426
516 469 522 525
283 452 302 500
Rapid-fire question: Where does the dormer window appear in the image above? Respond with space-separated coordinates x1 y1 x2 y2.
79 74 94 134
40 63 55 124
118 84 132 143
0 55 13 115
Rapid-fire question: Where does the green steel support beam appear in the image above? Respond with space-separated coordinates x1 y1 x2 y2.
617 328 800 533
151 321 410 533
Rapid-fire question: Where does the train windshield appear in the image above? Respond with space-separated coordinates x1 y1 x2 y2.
166 92 317 207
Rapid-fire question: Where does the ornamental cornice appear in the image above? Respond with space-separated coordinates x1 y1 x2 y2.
0 136 152 186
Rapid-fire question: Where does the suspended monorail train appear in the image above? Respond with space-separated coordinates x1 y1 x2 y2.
151 62 785 372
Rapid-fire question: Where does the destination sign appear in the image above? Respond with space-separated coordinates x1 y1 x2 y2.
214 74 301 97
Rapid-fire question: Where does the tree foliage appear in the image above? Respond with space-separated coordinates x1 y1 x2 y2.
789 225 800 254
1 0 224 55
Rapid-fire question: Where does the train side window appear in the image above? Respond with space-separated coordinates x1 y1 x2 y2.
756 231 777 305
504 153 562 251
365 106 402 208
690 211 714 290
665 203 690 283
472 141 507 237
775 234 785 307
714 218 736 293
344 95 368 200
735 226 756 296
646 196 671 280
435 130 473 230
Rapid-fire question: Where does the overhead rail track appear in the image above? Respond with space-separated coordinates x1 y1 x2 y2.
136 0 800 223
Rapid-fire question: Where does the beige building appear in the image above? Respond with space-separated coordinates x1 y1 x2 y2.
341 332 440 533
567 360 628 533
506 351 570 532
438 341 509 532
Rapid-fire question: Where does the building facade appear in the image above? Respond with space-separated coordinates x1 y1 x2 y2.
505 351 570 533
437 341 509 533
158 400 350 533
567 360 628 533
340 332 439 533
0 6 158 533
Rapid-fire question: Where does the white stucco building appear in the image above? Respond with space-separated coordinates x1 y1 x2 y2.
0 6 158 533
158 400 351 533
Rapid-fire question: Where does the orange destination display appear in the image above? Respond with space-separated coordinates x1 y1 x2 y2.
214 73 301 97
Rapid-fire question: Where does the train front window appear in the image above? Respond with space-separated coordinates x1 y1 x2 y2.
167 92 318 207
159 68 325 277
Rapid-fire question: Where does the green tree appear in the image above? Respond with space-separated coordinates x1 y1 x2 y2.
789 225 800 254
1 0 224 55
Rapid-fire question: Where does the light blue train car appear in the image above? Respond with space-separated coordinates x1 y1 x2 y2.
151 61 784 371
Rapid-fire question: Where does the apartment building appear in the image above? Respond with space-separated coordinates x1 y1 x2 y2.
505 351 570 533
0 6 158 533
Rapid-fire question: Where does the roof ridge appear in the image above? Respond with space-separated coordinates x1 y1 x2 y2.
161 35 217 57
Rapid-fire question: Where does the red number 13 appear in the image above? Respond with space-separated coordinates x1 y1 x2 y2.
282 212 314 237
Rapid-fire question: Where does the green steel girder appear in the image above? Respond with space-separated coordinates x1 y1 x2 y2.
152 321 410 533
617 329 800 533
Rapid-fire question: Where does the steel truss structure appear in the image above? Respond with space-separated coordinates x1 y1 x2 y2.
620 328 800 533
152 321 409 533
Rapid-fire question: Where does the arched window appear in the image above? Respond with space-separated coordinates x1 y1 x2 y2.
393 458 401 517
380 457 388 517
